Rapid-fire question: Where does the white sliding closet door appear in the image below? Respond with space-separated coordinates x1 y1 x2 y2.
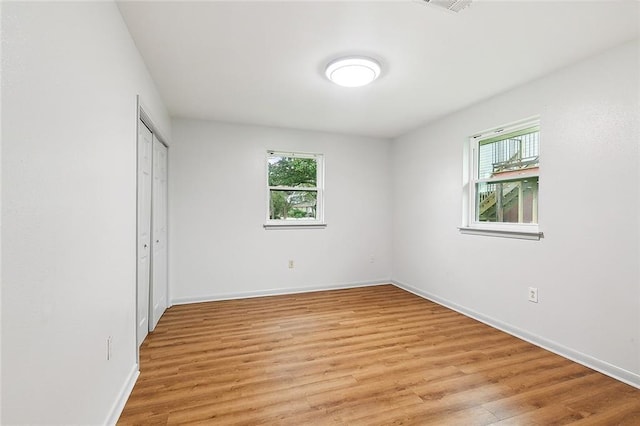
137 120 153 347
150 138 168 331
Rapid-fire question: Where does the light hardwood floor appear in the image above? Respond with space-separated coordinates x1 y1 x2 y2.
118 285 640 425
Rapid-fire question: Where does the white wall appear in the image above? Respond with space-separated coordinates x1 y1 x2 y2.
391 40 640 386
1 2 170 424
0 2 4 421
170 119 392 302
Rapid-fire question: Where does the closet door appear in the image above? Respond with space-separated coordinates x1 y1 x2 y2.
137 120 153 347
150 138 168 331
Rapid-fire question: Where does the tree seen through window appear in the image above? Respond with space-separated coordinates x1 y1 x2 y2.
267 153 321 221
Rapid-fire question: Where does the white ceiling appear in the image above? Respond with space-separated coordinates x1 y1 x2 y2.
117 1 640 139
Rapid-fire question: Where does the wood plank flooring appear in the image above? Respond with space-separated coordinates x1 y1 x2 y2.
118 285 640 425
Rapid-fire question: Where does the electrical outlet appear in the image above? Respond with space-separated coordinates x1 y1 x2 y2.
369 255 375 264
107 336 112 360
528 287 539 303
288 260 294 269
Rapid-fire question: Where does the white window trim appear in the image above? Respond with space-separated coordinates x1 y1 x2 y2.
460 117 543 240
264 150 326 230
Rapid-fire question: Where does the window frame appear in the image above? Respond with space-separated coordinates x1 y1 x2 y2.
264 150 326 229
460 118 543 240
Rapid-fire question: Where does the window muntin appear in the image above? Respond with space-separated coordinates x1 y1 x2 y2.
469 121 540 230
266 151 324 224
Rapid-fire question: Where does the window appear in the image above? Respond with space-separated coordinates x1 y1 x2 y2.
461 118 542 239
265 151 325 228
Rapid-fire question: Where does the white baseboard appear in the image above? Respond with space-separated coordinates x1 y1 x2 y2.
171 279 391 305
392 279 640 390
105 364 140 426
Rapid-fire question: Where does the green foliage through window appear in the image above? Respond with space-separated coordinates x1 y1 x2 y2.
267 152 322 222
268 157 317 187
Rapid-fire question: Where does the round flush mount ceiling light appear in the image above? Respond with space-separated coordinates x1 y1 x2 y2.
325 56 381 88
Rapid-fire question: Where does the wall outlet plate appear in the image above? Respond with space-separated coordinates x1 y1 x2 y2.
528 287 539 303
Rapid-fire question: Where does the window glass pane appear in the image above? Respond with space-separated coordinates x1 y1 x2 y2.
269 190 318 220
476 177 538 223
268 156 317 187
478 128 539 179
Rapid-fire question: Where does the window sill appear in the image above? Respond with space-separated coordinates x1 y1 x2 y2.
458 226 543 240
264 223 327 230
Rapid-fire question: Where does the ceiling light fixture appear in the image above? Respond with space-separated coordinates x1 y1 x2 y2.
325 56 381 88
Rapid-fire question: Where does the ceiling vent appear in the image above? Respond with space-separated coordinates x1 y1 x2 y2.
422 0 472 13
